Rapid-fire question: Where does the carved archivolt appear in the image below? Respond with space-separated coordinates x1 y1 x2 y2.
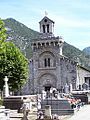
38 73 57 87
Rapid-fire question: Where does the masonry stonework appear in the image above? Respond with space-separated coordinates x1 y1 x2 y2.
22 16 80 95
22 16 77 94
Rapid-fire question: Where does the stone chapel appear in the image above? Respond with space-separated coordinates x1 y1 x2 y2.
22 16 79 95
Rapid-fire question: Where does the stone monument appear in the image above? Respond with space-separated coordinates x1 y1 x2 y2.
64 83 69 94
4 76 9 97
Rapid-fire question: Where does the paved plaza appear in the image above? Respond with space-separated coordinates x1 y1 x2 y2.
66 105 90 120
11 104 90 120
0 104 90 120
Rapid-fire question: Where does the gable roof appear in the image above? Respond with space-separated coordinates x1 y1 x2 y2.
78 65 90 72
39 16 55 24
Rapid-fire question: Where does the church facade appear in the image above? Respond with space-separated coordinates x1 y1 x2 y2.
23 16 78 94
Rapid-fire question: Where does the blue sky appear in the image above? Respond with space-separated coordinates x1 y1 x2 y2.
0 0 90 50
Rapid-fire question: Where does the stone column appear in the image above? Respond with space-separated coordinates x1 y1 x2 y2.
4 76 9 97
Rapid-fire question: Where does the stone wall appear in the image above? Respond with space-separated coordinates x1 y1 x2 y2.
22 55 77 95
77 66 90 89
60 57 77 90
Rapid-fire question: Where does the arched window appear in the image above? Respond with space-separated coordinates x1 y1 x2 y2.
44 58 51 67
39 51 56 68
47 24 49 33
48 58 50 67
43 25 45 33
44 58 47 67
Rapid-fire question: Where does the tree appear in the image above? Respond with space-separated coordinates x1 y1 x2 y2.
0 19 7 43
0 19 28 91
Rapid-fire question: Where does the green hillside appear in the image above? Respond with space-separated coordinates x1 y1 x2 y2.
63 42 90 70
3 18 90 70
4 18 40 59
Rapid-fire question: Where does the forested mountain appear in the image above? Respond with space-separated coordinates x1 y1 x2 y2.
3 18 90 70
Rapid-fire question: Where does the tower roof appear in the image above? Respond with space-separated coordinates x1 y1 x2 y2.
39 16 55 24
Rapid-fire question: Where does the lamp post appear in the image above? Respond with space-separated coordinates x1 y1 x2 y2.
4 76 9 97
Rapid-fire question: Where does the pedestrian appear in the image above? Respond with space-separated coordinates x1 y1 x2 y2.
77 103 80 111
21 103 29 120
71 102 75 109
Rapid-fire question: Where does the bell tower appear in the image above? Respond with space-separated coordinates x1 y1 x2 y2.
39 16 54 36
31 16 64 94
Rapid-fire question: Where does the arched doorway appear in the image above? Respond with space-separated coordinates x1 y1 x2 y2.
38 73 57 93
44 84 52 91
